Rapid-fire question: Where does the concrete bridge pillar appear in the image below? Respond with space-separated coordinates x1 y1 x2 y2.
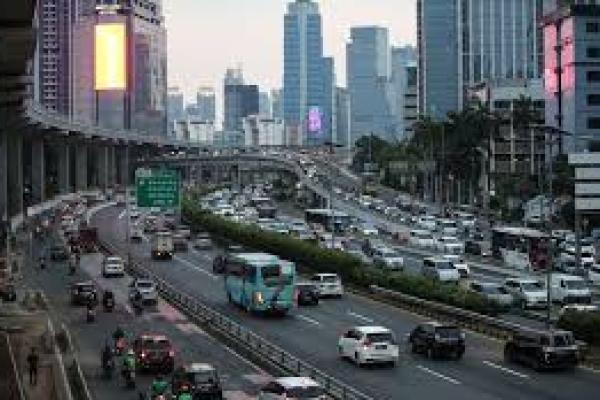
117 146 128 186
57 143 71 194
108 145 117 188
75 143 88 191
7 133 23 217
97 145 108 191
0 130 8 221
31 137 45 204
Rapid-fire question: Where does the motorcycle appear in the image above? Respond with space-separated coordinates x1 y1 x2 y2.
40 258 46 270
104 297 115 312
102 357 115 379
123 368 136 389
114 338 127 356
69 261 76 275
86 307 96 323
133 299 143 315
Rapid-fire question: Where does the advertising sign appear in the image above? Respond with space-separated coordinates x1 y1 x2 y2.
94 23 126 91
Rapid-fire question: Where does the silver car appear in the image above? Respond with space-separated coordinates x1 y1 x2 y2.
469 282 513 307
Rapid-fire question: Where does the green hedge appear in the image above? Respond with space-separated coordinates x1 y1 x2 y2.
557 311 600 346
182 197 502 316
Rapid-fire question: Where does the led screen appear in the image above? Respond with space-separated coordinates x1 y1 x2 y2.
94 23 126 90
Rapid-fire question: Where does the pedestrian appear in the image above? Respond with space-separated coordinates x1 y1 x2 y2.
27 346 39 385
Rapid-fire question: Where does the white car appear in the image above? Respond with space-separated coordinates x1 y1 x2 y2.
437 219 459 236
359 224 379 236
129 278 158 305
469 282 514 307
258 377 325 400
102 256 125 277
310 273 344 298
372 248 404 271
435 236 464 254
442 254 470 278
417 215 437 231
503 278 548 309
550 274 592 304
338 326 399 367
130 226 143 242
409 230 435 248
589 265 600 286
422 257 460 283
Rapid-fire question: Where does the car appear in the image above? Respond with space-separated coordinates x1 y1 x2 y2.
589 264 600 285
417 215 437 231
49 245 69 261
258 377 326 400
550 273 592 304
464 239 490 257
129 210 141 220
504 329 580 370
372 248 404 271
173 233 189 252
130 225 143 242
295 283 319 306
559 304 600 317
0 284 17 302
441 254 470 278
310 273 344 298
133 334 175 373
172 363 223 400
359 224 379 236
437 219 459 236
102 256 125 277
176 225 192 240
338 326 399 367
468 282 514 307
503 278 548 309
409 322 465 360
408 230 435 248
422 257 460 283
435 236 464 254
193 233 213 250
129 278 158 306
70 281 97 306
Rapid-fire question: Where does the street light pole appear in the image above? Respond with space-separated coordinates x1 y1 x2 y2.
125 145 131 269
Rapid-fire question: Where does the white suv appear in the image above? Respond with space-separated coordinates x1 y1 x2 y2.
102 256 125 277
503 278 547 309
310 273 344 298
258 377 325 399
129 278 158 305
338 326 399 367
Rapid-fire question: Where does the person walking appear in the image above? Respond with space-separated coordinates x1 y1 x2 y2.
26 347 39 385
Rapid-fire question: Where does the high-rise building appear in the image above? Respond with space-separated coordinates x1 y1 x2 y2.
283 0 325 145
243 116 285 147
223 69 259 132
271 88 284 120
196 87 216 122
35 0 77 115
167 87 184 136
392 46 417 140
72 0 167 135
543 2 600 152
335 87 352 149
347 26 397 143
417 0 546 119
322 57 337 145
259 92 272 118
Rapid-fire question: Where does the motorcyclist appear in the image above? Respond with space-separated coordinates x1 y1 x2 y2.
113 326 126 351
39 255 46 270
133 290 143 313
176 385 192 400
150 374 169 397
103 290 114 308
122 349 136 375
101 342 113 371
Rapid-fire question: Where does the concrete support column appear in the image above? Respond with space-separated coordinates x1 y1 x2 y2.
97 146 108 191
75 143 88 192
0 130 8 221
31 138 46 204
108 145 117 187
7 133 23 217
118 146 128 186
57 144 71 194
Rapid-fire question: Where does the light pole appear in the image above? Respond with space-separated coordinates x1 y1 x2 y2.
325 140 343 250
124 144 132 269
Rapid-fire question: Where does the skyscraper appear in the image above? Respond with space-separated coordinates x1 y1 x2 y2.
259 92 272 118
417 0 546 119
196 87 216 122
322 57 336 145
391 46 417 140
72 0 167 135
167 87 184 135
223 69 259 132
271 89 283 120
283 0 325 145
347 26 397 143
335 87 351 148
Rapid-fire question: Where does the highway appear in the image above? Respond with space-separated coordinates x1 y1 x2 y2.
93 204 600 400
24 232 272 400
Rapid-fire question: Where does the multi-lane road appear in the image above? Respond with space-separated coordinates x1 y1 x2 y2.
92 204 600 400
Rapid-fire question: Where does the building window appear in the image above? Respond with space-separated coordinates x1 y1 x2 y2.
588 71 600 82
588 118 600 129
587 22 600 33
588 94 600 105
587 47 600 58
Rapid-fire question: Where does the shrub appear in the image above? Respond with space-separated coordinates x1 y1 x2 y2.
557 311 600 346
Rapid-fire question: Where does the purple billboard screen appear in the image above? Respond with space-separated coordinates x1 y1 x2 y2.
307 106 322 134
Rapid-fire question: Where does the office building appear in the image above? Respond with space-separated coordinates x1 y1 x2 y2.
243 116 286 147
196 87 216 122
173 119 215 146
72 0 167 135
417 0 546 119
543 3 600 152
347 26 397 143
167 87 184 136
35 0 76 115
322 57 337 145
392 46 417 140
284 0 325 145
335 87 352 148
271 88 283 120
223 68 259 132
259 92 272 118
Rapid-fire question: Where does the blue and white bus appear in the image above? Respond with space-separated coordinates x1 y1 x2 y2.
224 253 296 315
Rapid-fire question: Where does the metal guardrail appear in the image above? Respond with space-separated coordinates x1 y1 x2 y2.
97 239 372 400
0 332 26 400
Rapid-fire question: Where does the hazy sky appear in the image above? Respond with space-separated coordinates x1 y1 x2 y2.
163 0 416 114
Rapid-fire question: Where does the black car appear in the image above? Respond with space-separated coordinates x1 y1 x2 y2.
50 245 69 261
409 322 465 360
0 284 17 302
213 245 244 274
295 283 319 306
172 363 223 400
133 334 175 373
70 281 97 306
504 329 580 371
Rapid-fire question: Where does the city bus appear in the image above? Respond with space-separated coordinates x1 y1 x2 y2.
491 227 549 271
224 253 296 315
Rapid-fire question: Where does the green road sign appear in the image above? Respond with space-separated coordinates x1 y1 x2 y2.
135 169 180 208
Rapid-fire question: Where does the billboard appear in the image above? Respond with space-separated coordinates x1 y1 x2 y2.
307 106 322 134
94 23 126 91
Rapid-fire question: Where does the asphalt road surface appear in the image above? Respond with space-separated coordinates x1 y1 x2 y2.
92 205 600 400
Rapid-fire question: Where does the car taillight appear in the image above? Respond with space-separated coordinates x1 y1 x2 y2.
363 340 372 349
140 352 146 359
169 350 175 358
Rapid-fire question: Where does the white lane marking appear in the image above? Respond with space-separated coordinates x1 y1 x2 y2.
174 255 219 280
189 248 214 261
117 210 126 220
347 311 374 323
296 314 321 326
483 361 530 379
416 365 461 385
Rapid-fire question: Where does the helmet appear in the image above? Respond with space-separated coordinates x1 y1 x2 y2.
127 349 134 356
156 373 164 380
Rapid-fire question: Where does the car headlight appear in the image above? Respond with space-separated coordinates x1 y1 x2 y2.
253 291 264 304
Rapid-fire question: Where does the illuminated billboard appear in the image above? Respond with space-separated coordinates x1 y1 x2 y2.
307 106 322 134
94 23 126 91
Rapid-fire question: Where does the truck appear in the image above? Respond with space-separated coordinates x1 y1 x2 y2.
78 226 98 253
151 231 174 260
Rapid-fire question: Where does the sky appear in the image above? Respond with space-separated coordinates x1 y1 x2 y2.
163 0 417 119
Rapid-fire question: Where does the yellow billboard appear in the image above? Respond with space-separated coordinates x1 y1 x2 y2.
94 23 126 91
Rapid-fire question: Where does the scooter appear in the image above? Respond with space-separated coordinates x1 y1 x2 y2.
86 307 96 323
123 368 136 389
102 357 115 379
104 298 115 312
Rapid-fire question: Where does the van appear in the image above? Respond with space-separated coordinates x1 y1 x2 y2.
422 257 460 283
550 274 591 304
